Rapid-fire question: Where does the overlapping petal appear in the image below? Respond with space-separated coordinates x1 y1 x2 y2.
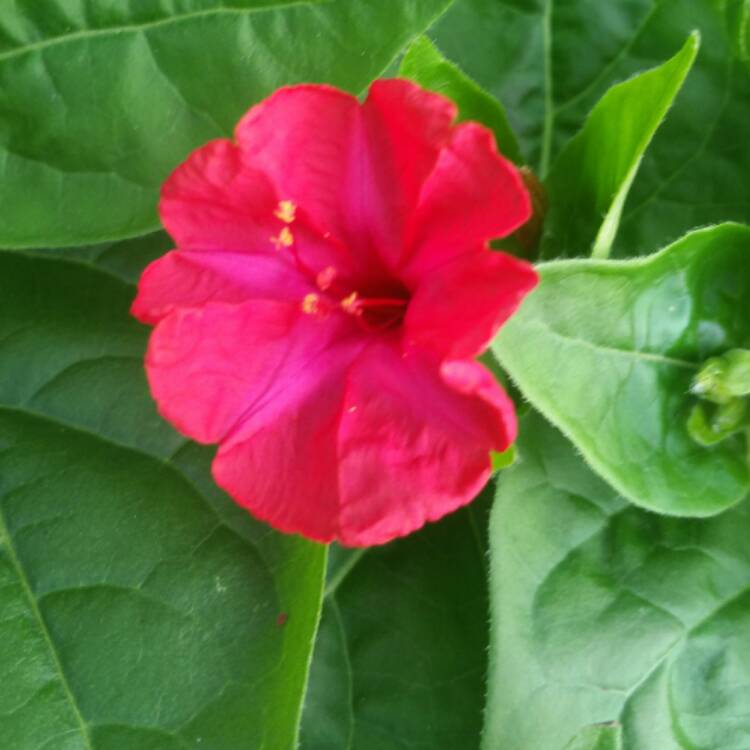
357 79 457 267
144 299 362 445
159 139 277 252
335 344 515 546
212 376 345 543
131 249 313 325
405 249 539 359
401 123 531 283
235 81 456 273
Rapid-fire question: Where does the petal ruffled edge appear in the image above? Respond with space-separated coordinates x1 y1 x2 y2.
402 122 532 282
131 249 314 325
159 139 279 252
144 299 361 446
235 80 457 275
404 248 539 359
334 345 515 546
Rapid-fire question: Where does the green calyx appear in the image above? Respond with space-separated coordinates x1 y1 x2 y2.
688 349 750 446
691 349 750 403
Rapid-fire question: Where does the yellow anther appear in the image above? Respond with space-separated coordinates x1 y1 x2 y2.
270 226 294 251
341 291 360 314
316 266 337 291
275 200 296 224
302 293 321 315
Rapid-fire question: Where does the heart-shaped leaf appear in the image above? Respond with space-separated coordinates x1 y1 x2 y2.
301 491 492 748
493 223 750 516
0 0 451 248
0 245 326 749
484 412 750 749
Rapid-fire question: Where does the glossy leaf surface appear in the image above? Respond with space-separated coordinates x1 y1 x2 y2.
0 0 451 248
0 247 326 749
485 412 750 749
493 223 750 516
301 493 491 749
542 34 698 259
565 725 623 750
431 0 750 255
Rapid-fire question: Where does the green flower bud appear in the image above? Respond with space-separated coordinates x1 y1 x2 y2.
690 357 732 404
691 349 750 404
724 349 750 397
687 398 748 446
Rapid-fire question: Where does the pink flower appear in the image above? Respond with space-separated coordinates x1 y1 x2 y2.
131 80 537 547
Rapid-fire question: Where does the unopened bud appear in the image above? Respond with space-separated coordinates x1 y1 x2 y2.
690 349 750 404
723 349 750 397
687 398 748 447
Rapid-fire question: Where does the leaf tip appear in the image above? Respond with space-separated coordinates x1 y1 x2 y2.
687 29 702 54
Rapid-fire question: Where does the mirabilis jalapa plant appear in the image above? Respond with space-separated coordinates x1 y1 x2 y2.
3 1 750 748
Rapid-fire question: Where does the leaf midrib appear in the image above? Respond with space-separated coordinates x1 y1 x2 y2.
0 501 94 750
505 318 699 370
0 0 321 64
0 394 265 748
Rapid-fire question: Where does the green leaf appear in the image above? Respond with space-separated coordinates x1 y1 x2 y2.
431 0 750 256
493 223 750 517
564 724 622 750
0 0 452 249
484 411 750 749
542 33 698 260
0 245 326 748
491 444 517 472
399 36 523 163
301 491 492 748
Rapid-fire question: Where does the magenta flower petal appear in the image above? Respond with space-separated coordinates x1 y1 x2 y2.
335 344 516 546
402 123 531 281
405 248 540 359
235 81 456 272
131 249 314 325
144 299 361 445
211 343 515 547
159 139 277 252
211 383 346 544
135 79 539 546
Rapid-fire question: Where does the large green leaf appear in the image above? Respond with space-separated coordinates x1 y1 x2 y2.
0 246 326 749
493 223 750 516
565 725 622 750
542 34 698 260
484 411 750 749
300 491 492 749
399 36 522 164
431 0 750 255
0 0 451 248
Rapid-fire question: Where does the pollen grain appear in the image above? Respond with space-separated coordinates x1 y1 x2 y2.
271 226 294 251
302 293 321 316
341 291 360 315
275 200 297 224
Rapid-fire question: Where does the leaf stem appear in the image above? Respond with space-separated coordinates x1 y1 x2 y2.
539 0 555 176
324 548 367 599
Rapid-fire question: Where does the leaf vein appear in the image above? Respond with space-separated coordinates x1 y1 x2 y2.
0 1 323 64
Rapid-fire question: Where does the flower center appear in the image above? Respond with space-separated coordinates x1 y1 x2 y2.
271 200 410 333
340 291 409 332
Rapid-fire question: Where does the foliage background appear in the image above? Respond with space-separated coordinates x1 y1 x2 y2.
1 1 749 748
